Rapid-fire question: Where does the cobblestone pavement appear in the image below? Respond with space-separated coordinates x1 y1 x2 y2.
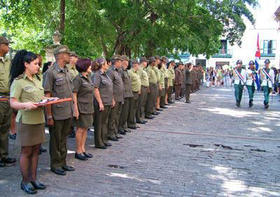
1 87 280 197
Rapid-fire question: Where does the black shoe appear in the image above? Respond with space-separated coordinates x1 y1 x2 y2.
168 101 174 104
249 101 253 108
75 153 88 161
156 108 163 111
118 130 126 135
108 137 118 141
51 168 66 176
95 145 107 149
104 142 112 147
21 182 37 195
124 129 132 133
264 104 269 109
136 120 146 124
62 165 75 171
116 135 123 139
185 100 191 103
0 161 5 167
128 126 137 130
9 133 16 140
31 180 46 190
160 106 168 109
236 102 240 107
2 157 16 164
145 115 154 119
83 152 93 158
152 112 160 115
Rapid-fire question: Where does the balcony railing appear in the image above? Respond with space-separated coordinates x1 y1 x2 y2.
212 49 232 58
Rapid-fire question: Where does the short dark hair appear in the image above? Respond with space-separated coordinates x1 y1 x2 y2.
76 58 92 73
10 50 37 85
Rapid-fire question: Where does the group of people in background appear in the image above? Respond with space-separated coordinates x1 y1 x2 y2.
0 36 202 195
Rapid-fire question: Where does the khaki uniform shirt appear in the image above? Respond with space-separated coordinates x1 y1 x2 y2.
93 70 113 106
0 57 11 94
159 67 165 88
10 73 45 124
67 64 79 81
43 63 73 120
138 66 149 87
128 69 141 92
73 74 94 114
122 69 133 98
106 65 124 103
145 66 158 84
167 67 175 87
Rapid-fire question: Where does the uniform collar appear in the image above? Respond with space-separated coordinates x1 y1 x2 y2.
54 63 67 73
79 73 89 80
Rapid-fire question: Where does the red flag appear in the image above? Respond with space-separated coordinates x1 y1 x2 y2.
255 33 261 58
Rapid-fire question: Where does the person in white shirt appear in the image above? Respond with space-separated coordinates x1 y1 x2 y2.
233 60 246 107
246 60 257 108
260 59 274 109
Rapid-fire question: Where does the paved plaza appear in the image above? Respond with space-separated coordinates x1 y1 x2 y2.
1 87 280 196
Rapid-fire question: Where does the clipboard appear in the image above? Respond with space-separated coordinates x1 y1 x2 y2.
35 98 72 107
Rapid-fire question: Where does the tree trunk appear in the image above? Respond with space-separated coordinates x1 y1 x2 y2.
59 0 65 34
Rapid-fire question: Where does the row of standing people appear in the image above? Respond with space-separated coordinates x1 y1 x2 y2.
0 36 203 195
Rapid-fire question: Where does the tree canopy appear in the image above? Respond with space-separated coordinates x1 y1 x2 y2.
0 0 257 59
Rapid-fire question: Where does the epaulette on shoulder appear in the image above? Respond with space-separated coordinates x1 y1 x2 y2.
15 74 24 80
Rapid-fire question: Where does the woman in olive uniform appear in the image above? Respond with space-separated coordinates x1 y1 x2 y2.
166 60 175 104
10 50 46 194
93 58 114 149
128 60 141 129
73 58 94 160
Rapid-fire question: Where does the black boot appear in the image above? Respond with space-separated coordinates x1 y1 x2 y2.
249 100 253 108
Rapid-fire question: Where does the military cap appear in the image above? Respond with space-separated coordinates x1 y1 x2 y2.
54 45 70 56
149 57 156 62
121 55 129 61
169 60 175 63
154 55 160 60
236 60 243 65
131 59 139 65
111 55 123 61
161 56 169 62
69 51 78 57
249 60 255 65
264 59 270 64
0 36 11 44
178 61 184 65
140 57 148 63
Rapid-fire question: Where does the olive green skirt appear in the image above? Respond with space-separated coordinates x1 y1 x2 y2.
16 121 45 147
75 113 93 129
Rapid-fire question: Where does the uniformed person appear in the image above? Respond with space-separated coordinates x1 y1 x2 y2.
145 57 158 119
67 51 79 81
180 64 186 98
10 50 46 194
160 56 169 107
185 63 193 103
93 58 114 149
246 60 257 107
136 57 149 124
260 59 275 109
118 55 133 134
157 62 165 110
233 60 246 107
107 55 124 141
0 36 16 167
73 58 94 160
154 56 162 113
127 60 141 129
44 45 75 175
166 60 175 104
174 62 184 100
67 51 79 138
